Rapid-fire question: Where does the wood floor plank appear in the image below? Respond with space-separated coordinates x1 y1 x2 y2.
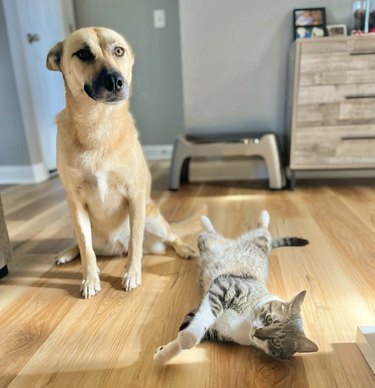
1 169 375 387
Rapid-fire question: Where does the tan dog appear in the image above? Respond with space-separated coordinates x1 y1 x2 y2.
46 27 195 298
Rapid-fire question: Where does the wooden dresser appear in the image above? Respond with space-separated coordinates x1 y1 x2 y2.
287 35 375 184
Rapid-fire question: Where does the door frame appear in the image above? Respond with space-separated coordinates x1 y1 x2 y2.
2 0 75 182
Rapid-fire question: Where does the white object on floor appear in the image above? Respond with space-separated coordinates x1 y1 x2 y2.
356 325 375 374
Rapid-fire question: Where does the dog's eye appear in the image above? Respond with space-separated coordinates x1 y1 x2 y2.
74 49 94 61
114 47 125 57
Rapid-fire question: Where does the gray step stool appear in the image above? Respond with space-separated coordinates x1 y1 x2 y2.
169 133 286 190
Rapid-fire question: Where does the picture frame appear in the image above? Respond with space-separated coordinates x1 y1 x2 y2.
293 8 327 40
327 24 348 37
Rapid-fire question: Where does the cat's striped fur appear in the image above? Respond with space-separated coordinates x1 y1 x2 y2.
154 211 318 363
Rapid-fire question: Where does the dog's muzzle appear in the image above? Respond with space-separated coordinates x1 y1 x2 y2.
84 68 129 103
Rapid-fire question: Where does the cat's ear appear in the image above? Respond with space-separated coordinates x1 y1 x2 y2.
296 335 319 353
288 290 307 315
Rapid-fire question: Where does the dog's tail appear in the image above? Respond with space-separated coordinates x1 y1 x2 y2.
169 204 208 237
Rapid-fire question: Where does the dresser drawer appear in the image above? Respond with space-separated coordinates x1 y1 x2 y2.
288 37 375 171
298 84 375 104
291 125 375 168
299 36 375 86
296 97 375 126
300 36 375 55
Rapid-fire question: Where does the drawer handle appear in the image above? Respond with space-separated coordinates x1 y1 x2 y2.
345 94 375 99
349 51 375 56
341 136 375 141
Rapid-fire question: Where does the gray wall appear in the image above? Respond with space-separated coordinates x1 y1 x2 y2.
73 0 184 145
74 0 353 146
0 2 30 165
179 0 353 142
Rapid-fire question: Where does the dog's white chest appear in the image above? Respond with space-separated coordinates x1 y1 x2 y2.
95 172 108 203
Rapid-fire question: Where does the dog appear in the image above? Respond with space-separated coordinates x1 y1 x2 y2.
46 27 195 298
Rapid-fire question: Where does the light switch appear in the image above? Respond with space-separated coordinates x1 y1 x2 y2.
153 9 166 29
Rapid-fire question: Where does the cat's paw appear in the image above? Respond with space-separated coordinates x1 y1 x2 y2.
153 340 181 364
153 345 169 364
178 331 198 349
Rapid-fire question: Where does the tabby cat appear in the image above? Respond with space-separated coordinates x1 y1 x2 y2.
154 210 318 363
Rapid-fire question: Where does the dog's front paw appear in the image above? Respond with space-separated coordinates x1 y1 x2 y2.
55 246 79 265
178 331 198 349
174 239 197 260
179 245 197 260
80 275 101 299
122 269 141 291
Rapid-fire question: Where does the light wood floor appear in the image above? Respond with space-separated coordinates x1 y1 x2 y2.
1 163 375 387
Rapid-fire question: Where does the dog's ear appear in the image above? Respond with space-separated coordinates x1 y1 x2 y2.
46 41 63 71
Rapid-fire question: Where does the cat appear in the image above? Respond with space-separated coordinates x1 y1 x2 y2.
154 210 318 363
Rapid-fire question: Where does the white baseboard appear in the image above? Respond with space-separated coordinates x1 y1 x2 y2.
142 145 173 160
0 163 49 184
356 326 375 374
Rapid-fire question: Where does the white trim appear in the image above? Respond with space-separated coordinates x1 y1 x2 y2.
356 326 375 374
0 163 49 184
60 0 76 35
142 145 173 160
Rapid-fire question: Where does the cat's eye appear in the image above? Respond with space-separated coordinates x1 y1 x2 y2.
271 338 281 348
114 46 125 57
265 314 273 325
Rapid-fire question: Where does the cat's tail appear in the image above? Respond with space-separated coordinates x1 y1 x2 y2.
200 216 216 233
271 237 309 249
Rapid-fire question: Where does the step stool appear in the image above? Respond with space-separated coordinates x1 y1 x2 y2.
169 133 285 190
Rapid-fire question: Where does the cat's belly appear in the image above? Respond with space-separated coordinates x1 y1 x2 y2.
214 310 255 346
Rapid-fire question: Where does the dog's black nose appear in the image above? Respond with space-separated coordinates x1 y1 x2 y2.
104 72 124 92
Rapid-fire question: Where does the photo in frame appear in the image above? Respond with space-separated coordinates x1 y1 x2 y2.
327 24 348 36
293 8 327 39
